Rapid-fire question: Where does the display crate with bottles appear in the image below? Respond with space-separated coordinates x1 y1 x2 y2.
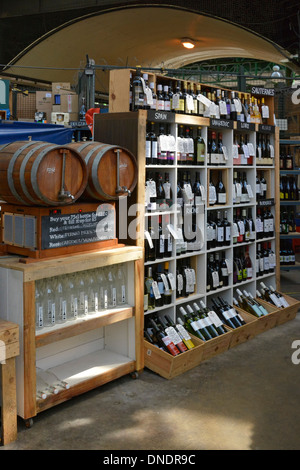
93 69 299 378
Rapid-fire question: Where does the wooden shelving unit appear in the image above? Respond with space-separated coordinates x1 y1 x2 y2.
0 245 144 423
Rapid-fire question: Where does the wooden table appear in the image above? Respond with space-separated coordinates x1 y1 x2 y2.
0 320 19 446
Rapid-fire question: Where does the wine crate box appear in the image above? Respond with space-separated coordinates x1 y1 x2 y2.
259 293 300 327
253 299 279 334
143 336 204 380
200 327 232 361
228 308 259 348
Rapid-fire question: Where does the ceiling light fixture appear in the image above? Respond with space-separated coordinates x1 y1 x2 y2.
181 38 195 49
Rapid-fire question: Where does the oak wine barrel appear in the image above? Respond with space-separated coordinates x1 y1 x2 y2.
0 141 88 206
68 141 138 201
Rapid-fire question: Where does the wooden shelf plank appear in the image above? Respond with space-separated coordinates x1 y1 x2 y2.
35 306 134 348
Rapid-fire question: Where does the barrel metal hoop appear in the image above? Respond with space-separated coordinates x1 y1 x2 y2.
92 145 116 200
31 144 57 204
20 142 50 204
7 141 39 205
83 144 107 199
77 141 93 153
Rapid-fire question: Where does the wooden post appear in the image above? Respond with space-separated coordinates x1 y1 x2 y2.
1 357 18 445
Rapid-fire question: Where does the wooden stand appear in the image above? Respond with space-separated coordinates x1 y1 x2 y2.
0 320 19 445
0 246 143 423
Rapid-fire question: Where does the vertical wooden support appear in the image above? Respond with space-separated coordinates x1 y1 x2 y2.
1 357 17 445
23 281 37 420
135 257 144 372
274 126 281 290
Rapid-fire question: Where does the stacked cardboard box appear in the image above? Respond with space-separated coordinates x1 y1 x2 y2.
51 82 78 123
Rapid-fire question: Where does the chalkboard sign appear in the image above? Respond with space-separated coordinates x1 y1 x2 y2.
41 206 115 250
210 118 234 129
147 109 176 123
237 121 255 132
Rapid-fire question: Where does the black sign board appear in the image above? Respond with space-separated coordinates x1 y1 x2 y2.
257 198 275 207
259 124 275 134
210 118 234 129
237 121 256 132
147 110 176 123
41 209 114 250
251 86 275 97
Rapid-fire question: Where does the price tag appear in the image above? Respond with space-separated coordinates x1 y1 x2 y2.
144 230 154 249
208 311 223 328
163 182 171 199
168 273 176 290
247 143 255 156
236 183 242 197
158 135 169 152
172 94 180 109
168 134 176 152
225 258 232 274
232 222 239 238
219 100 227 116
242 144 250 158
238 220 245 235
167 224 179 240
160 273 170 291
269 145 275 158
200 185 206 201
177 136 184 153
145 87 153 105
246 184 254 198
232 144 239 159
152 281 161 300
261 105 269 119
186 94 194 111
212 271 219 288
197 94 212 108
209 185 217 205
257 147 262 160
222 146 229 160
233 98 243 113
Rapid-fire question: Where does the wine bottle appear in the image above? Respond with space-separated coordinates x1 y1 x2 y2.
157 315 188 353
149 318 180 356
216 171 227 205
175 317 196 349
145 267 155 310
132 68 145 111
198 300 227 335
179 306 206 341
192 302 219 338
259 282 283 309
235 289 263 317
218 296 244 327
211 297 237 329
194 126 206 165
186 304 213 340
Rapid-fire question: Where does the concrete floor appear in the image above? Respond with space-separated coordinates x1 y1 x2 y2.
1 269 300 451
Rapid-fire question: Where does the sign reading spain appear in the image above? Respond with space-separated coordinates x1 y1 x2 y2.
0 79 9 108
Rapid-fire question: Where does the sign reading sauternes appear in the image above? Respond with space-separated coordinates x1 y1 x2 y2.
251 86 275 96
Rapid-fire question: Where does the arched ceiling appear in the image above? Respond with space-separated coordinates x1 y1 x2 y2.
3 5 298 93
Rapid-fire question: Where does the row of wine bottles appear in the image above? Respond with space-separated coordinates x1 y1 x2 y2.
279 153 295 170
131 70 270 125
36 367 70 400
144 259 197 311
280 209 297 234
256 282 291 309
280 176 299 201
256 242 276 276
146 168 269 212
145 283 291 357
35 264 127 329
145 121 274 168
280 240 296 266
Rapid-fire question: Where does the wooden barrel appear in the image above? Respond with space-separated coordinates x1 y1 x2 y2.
68 141 138 201
0 141 88 206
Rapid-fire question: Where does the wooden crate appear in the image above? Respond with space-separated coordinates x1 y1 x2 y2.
0 320 19 361
228 308 259 348
253 298 279 334
143 337 204 380
200 327 232 361
259 293 300 326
